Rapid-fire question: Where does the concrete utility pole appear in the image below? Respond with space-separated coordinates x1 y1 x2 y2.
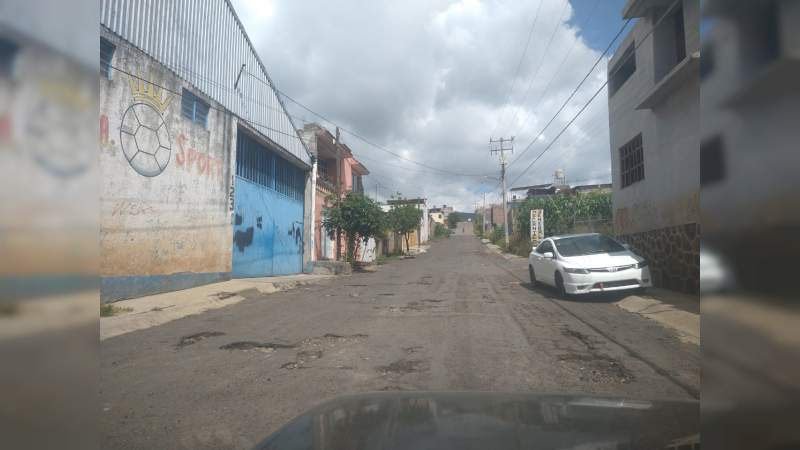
483 192 487 234
490 136 514 247
334 126 341 261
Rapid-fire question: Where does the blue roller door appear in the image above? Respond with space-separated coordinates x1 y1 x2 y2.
232 131 305 277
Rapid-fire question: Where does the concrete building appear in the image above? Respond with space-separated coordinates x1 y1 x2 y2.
607 0 700 293
700 0 800 292
100 0 312 301
427 205 452 225
299 123 371 262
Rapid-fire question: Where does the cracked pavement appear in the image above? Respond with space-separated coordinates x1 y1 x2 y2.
100 233 699 449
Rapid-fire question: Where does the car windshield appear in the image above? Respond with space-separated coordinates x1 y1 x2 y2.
554 235 626 257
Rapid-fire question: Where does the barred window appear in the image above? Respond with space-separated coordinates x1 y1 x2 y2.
620 134 644 188
100 37 115 78
275 155 305 202
236 132 274 188
0 37 19 78
181 88 210 127
236 131 305 202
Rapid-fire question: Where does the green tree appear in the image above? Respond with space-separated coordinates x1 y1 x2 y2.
323 192 385 263
473 211 484 237
386 203 423 253
446 212 462 229
433 222 451 238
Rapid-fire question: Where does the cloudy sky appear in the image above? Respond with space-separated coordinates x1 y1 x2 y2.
231 0 630 211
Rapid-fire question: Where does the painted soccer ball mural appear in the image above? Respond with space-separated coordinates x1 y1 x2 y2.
119 103 171 177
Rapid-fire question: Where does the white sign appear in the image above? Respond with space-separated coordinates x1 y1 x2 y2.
530 209 544 244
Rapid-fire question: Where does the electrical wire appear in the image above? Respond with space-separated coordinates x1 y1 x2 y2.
506 16 632 169
501 0 572 137
507 0 684 187
489 0 545 139
243 69 492 179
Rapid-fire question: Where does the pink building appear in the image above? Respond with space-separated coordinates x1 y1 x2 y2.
300 124 369 261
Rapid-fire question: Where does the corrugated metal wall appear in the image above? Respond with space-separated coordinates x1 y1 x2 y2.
100 0 310 167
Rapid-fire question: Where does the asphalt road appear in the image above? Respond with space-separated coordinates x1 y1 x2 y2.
101 232 699 449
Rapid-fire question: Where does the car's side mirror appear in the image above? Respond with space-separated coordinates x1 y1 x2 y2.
543 252 554 259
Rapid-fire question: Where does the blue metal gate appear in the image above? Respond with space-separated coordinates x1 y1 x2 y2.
232 131 305 277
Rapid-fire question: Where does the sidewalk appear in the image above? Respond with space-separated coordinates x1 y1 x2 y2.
100 273 336 341
479 237 700 345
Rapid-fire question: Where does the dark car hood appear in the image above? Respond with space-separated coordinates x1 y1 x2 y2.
254 391 699 450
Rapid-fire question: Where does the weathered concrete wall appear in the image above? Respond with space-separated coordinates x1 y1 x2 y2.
608 1 700 237
100 30 233 301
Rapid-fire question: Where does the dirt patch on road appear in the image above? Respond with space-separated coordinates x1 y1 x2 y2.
176 331 226 348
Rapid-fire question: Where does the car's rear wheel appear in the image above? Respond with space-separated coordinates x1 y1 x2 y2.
555 272 569 299
529 266 537 286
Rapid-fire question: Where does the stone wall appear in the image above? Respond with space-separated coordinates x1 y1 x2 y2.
618 223 700 294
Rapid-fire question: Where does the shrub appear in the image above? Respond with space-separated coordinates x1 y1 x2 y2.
433 223 451 239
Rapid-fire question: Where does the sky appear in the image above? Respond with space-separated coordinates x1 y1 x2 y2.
230 0 630 211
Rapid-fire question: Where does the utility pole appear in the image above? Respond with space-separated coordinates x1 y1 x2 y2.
334 126 341 261
483 192 487 235
490 136 514 247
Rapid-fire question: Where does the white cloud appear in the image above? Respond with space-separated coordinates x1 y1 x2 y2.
230 0 615 211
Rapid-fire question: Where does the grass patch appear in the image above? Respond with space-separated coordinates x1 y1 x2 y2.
100 304 133 317
376 253 401 265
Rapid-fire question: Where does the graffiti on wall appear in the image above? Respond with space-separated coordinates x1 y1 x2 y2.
288 221 303 246
175 134 224 178
233 212 262 252
111 199 155 216
119 73 173 177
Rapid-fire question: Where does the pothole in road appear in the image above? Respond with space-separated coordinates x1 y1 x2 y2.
557 353 635 384
220 341 295 351
411 276 433 286
388 302 442 313
403 346 423 354
562 328 599 351
421 299 443 303
376 358 428 376
177 331 226 348
379 385 408 391
280 333 368 369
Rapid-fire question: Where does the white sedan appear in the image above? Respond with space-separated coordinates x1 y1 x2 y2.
528 233 652 297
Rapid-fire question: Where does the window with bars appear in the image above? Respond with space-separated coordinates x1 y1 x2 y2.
620 134 644 188
100 37 115 79
701 135 725 186
181 88 210 127
0 37 19 78
236 131 305 202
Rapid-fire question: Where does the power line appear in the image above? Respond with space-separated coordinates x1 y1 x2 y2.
489 0 545 139
243 69 492 179
109 64 305 142
505 0 600 138
507 0 684 187
501 0 572 137
508 81 608 188
506 16 632 169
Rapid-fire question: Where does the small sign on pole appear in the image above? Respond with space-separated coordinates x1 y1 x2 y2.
530 209 544 244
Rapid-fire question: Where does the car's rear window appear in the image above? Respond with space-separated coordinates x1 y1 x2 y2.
554 235 626 257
